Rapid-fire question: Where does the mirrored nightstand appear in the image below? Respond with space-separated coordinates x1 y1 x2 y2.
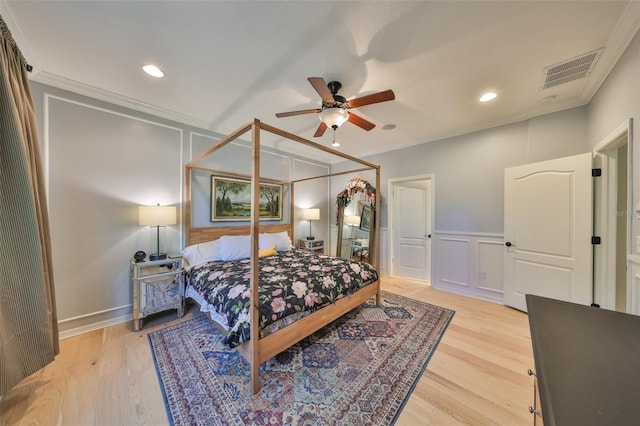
131 256 184 331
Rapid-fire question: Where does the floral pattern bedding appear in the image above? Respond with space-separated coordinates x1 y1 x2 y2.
185 249 378 348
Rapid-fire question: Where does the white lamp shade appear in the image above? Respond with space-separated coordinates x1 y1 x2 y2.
138 205 177 226
344 215 361 226
319 108 349 128
300 208 320 221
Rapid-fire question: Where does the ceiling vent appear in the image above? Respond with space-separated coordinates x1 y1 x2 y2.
542 48 604 89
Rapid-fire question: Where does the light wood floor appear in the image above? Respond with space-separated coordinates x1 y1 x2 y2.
1 277 536 425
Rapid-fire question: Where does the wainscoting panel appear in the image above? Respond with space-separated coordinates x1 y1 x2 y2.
439 238 471 288
628 256 640 315
432 232 504 303
477 240 505 295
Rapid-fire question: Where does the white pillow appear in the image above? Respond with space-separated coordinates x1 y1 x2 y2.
182 239 221 269
219 235 251 261
259 231 292 252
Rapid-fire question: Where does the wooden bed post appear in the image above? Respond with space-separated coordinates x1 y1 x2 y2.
183 119 382 394
250 119 261 394
291 181 295 244
375 166 381 305
335 206 345 257
184 166 192 246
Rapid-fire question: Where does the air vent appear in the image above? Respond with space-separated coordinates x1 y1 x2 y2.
542 48 604 89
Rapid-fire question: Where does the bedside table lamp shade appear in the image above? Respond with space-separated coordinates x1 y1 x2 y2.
139 205 177 261
301 208 320 240
344 215 361 227
344 215 361 239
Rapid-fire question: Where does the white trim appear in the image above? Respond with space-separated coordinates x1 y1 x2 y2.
432 231 504 304
581 1 640 103
592 118 633 312
44 92 185 246
58 304 132 339
59 314 131 340
58 304 131 323
35 72 208 129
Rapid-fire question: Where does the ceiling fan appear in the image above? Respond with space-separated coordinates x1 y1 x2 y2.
275 77 395 138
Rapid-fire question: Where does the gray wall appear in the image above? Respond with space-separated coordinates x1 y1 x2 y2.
30 83 330 336
333 106 588 234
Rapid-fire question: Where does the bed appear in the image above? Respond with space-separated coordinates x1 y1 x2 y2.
184 119 381 393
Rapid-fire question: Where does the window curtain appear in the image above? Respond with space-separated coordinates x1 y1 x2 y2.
0 15 59 396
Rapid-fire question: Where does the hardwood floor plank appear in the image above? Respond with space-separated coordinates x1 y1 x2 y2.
0 277 535 425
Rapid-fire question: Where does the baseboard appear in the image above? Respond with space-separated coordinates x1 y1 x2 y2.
58 304 132 339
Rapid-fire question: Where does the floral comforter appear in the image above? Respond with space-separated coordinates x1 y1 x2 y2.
185 249 378 348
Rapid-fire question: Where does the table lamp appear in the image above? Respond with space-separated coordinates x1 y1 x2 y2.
344 215 361 239
138 204 177 260
301 208 320 240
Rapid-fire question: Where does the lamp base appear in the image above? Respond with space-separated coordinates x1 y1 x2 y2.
306 236 315 240
150 253 167 261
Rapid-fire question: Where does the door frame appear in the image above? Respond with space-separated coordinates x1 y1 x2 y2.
593 118 633 311
388 174 435 281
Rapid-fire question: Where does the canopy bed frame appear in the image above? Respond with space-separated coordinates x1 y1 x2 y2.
184 119 381 393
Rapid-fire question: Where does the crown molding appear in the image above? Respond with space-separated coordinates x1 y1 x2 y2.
581 0 640 103
30 71 211 130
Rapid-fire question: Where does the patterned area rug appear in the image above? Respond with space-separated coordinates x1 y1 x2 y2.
148 290 454 425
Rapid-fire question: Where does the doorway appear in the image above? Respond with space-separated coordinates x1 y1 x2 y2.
502 119 632 313
593 119 632 313
388 175 434 281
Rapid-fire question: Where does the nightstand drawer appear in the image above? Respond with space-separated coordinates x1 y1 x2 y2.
298 239 324 252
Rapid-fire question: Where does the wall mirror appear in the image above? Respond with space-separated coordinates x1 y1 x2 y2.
335 178 376 265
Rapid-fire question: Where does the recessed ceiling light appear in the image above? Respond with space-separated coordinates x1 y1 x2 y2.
142 64 164 78
479 92 497 102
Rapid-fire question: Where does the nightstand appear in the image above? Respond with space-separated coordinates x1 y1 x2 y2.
131 256 184 331
299 239 324 253
351 239 369 262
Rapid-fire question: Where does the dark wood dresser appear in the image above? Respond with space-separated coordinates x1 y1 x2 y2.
526 294 640 426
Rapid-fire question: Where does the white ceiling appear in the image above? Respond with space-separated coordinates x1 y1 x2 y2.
3 1 640 162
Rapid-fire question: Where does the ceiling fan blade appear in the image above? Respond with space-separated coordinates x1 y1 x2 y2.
313 122 328 137
347 89 395 109
348 113 376 131
275 108 321 118
308 77 335 104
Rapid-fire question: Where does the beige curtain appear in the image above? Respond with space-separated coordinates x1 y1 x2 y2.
0 15 59 396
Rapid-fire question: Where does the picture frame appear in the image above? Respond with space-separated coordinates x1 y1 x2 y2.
211 176 283 221
359 204 373 232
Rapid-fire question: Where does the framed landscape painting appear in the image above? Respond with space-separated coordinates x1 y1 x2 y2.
359 204 373 232
211 176 283 221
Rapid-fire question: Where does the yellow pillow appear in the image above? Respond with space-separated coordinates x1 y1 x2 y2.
258 246 277 258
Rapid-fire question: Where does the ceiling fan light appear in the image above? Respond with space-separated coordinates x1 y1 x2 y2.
319 108 349 128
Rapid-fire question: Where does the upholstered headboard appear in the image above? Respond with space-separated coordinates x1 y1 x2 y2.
186 223 293 247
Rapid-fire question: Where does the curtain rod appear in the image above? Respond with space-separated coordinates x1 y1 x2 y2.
1 15 32 72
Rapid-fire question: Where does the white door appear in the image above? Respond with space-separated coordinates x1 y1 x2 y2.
392 181 431 280
504 153 593 311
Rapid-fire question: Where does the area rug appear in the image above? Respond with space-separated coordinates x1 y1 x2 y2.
148 290 454 426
